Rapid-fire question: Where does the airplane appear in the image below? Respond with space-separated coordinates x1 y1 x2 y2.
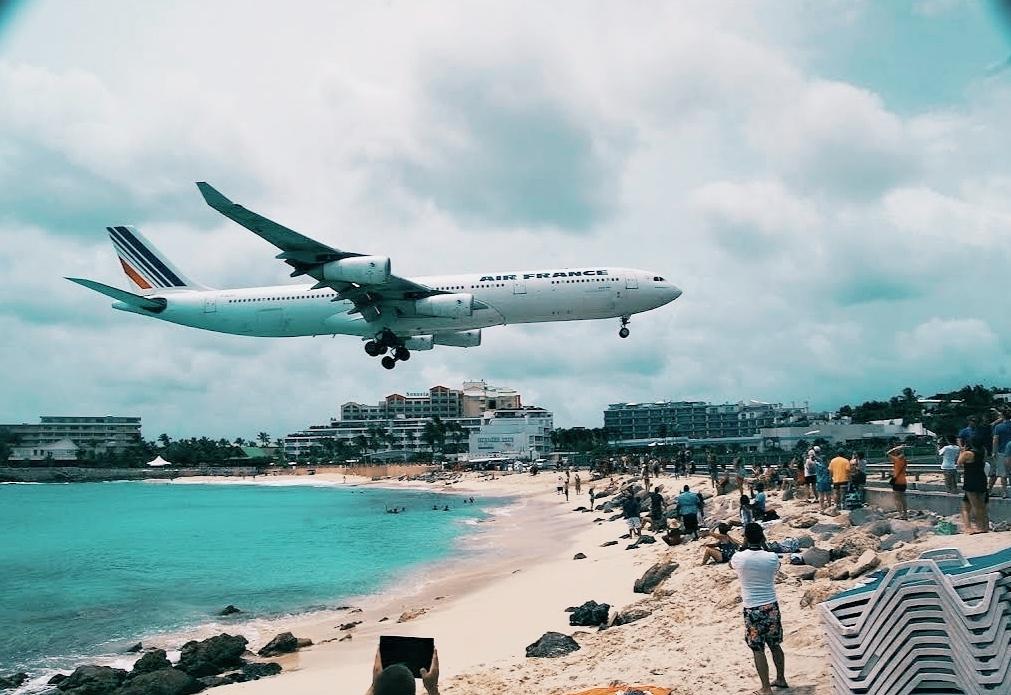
67 183 683 369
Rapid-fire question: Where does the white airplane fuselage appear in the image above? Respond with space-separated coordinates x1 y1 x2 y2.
113 267 681 339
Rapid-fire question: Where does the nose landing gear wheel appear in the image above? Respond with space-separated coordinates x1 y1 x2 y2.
381 356 397 370
394 346 410 361
618 316 631 339
618 327 630 339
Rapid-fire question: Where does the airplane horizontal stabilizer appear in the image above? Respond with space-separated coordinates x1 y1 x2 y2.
66 278 167 313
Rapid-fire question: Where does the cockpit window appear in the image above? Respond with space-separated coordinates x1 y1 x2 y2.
653 276 665 281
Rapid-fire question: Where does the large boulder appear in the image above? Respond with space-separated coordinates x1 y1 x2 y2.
634 560 679 594
801 548 831 568
848 508 882 526
56 665 128 694
0 673 28 690
849 551 881 578
130 649 172 676
115 668 203 695
866 520 893 537
239 663 281 680
257 632 298 657
788 515 819 529
397 608 429 623
833 531 881 557
782 565 817 581
525 632 580 658
612 603 654 626
800 581 837 608
568 601 610 627
176 634 248 678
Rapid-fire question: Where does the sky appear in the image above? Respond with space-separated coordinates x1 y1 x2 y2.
2 0 1011 440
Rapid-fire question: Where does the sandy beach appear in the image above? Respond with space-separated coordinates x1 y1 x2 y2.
141 468 1008 695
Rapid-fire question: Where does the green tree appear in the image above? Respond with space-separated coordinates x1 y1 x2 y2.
422 417 447 457
257 432 271 447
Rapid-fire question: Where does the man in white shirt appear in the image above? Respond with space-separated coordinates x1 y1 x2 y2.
938 436 960 494
730 523 788 695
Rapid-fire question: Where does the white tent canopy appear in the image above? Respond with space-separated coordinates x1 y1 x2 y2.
146 455 173 467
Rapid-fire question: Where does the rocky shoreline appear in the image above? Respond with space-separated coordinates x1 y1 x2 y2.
0 628 314 695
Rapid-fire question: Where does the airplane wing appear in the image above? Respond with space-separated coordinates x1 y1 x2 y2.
196 182 442 321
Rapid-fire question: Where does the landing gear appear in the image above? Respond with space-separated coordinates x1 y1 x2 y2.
365 330 411 368
618 316 631 339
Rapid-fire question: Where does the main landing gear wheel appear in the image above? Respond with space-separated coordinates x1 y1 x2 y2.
394 346 410 361
381 356 397 370
364 340 381 357
618 316 631 339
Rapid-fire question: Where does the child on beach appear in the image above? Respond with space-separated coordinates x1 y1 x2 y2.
886 444 909 520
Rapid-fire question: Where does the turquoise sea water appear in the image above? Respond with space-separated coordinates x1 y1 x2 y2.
0 481 500 678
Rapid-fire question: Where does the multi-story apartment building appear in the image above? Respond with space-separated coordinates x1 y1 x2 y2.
341 385 464 421
469 408 553 459
461 381 521 416
285 382 545 461
604 401 808 441
3 416 143 460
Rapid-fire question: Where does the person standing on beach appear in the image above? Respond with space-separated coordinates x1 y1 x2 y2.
803 449 818 502
731 523 788 695
676 485 701 540
564 476 570 502
588 486 595 510
814 454 832 511
959 434 990 533
938 436 961 494
574 471 582 495
556 473 564 496
708 451 719 489
887 444 909 520
649 485 667 532
991 410 1011 498
829 450 851 509
622 489 643 539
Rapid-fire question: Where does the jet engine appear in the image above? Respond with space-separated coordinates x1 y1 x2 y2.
403 335 434 351
433 329 481 347
415 293 474 318
322 256 391 284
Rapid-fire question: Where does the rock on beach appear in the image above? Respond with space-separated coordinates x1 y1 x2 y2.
525 632 581 658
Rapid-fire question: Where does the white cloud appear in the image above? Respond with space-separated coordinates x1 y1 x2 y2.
1 0 1010 438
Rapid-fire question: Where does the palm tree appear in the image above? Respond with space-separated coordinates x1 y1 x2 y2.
257 432 271 447
234 437 247 447
444 421 467 454
157 433 171 447
422 417 446 457
353 434 371 461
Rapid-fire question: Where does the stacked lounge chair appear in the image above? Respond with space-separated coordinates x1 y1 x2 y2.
819 547 1011 694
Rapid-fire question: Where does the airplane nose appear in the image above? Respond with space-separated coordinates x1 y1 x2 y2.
669 285 683 302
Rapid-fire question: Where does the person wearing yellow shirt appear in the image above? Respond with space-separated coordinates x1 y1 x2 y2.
828 450 852 509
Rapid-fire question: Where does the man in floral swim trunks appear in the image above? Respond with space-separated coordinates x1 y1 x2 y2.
730 523 788 694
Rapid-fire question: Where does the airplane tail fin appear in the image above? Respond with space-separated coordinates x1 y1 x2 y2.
105 225 207 294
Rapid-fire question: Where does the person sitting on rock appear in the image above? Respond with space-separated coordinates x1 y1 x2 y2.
365 647 439 695
701 522 741 565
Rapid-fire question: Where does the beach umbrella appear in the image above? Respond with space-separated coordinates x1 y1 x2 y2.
146 455 173 467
